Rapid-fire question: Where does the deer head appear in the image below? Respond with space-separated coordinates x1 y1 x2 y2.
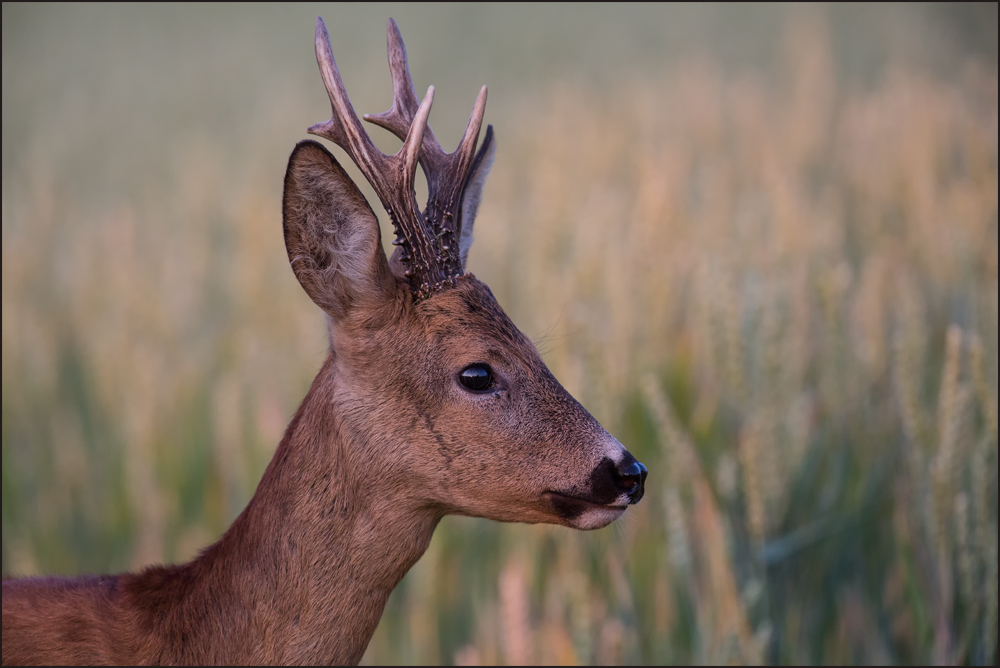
283 17 647 531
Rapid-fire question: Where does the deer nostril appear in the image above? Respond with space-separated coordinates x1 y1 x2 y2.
619 461 642 479
615 458 647 496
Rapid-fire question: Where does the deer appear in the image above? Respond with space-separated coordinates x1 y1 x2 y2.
1 17 647 665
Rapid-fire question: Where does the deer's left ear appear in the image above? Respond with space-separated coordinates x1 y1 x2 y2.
458 125 496 270
282 140 398 320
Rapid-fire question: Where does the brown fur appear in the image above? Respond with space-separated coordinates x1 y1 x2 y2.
2 28 644 667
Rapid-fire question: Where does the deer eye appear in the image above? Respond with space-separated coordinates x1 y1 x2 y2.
459 364 493 392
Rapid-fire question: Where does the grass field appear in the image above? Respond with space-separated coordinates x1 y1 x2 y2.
3 4 997 664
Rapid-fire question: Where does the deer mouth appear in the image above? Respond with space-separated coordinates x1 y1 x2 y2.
543 491 629 528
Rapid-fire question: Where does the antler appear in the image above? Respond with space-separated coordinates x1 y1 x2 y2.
308 17 491 299
308 17 441 298
364 19 491 279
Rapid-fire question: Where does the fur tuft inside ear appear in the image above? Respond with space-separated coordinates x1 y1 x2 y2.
282 140 397 320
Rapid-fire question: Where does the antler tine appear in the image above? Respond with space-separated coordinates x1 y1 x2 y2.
309 18 391 190
364 19 487 181
308 17 445 295
452 85 488 184
364 19 445 161
403 86 434 184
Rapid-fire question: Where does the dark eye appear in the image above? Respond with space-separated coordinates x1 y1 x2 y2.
459 364 493 392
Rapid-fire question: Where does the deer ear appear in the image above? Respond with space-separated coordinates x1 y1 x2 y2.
458 125 496 270
282 140 397 319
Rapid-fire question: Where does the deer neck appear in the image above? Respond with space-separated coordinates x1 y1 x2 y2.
141 355 439 664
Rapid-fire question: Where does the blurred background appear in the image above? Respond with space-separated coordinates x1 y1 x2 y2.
3 3 997 664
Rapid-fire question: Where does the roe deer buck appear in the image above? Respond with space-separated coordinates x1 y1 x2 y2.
1 17 647 665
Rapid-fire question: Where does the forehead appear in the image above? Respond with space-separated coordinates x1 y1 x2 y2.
418 277 532 355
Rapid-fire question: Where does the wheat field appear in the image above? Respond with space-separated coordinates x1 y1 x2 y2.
3 4 997 665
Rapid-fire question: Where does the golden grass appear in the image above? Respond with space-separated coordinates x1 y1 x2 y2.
3 9 997 665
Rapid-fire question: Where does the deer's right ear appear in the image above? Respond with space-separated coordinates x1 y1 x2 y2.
282 140 398 319
458 126 496 270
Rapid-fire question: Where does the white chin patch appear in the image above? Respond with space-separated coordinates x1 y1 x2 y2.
571 505 628 530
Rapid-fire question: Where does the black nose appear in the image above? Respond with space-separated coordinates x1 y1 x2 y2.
614 454 647 503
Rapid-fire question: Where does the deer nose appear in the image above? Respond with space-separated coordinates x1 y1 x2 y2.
614 455 647 503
